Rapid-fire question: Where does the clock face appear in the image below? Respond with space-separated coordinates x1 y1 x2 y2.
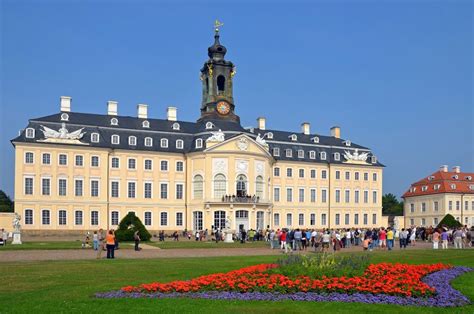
216 101 230 115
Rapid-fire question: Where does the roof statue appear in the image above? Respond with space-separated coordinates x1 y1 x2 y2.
39 123 87 145
206 129 225 142
343 149 369 164
256 133 267 146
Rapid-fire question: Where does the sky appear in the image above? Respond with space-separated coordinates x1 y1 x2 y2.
1 0 473 200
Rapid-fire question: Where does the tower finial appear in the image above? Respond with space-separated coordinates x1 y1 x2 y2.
214 20 224 34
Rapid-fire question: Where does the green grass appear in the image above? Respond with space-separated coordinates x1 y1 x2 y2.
148 240 269 249
0 250 473 313
0 241 136 250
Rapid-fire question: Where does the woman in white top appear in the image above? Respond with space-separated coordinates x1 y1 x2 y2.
410 227 417 246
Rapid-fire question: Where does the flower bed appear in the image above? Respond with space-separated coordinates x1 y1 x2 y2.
95 263 473 307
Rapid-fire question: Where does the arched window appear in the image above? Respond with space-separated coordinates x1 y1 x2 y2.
193 175 203 199
236 174 247 197
217 75 225 92
255 176 264 198
213 174 226 198
214 210 226 230
142 120 150 128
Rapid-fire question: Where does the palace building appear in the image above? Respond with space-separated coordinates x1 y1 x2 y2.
402 166 474 228
12 26 384 235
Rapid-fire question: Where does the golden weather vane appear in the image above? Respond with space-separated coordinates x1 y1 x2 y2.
214 20 224 33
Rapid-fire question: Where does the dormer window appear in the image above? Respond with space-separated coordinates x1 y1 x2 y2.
451 184 456 189
309 151 316 159
91 133 100 143
434 184 440 190
160 138 168 148
205 122 214 130
273 147 280 156
334 152 341 161
144 137 153 147
421 186 428 192
466 176 472 181
111 134 120 145
290 134 297 141
195 138 203 148
344 140 351 147
297 150 304 158
176 139 184 149
371 156 377 164
129 136 137 146
266 132 273 139
428 176 435 181
311 136 319 143
469 184 474 190
172 122 180 130
142 120 150 128
410 187 416 193
320 151 327 160
285 149 292 158
61 113 69 121
26 128 35 138
452 175 459 180
110 118 118 126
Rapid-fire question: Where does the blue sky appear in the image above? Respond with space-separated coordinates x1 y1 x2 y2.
1 0 472 199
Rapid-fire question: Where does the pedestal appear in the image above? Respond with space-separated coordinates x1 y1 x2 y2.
12 232 22 245
224 232 234 243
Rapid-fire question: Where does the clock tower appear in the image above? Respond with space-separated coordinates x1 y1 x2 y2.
198 21 240 123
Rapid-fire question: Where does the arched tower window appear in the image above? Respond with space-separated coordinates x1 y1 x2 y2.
193 175 204 199
236 174 247 197
217 75 225 93
213 174 227 199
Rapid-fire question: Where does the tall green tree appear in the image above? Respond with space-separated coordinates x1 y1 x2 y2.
0 190 14 212
382 193 403 216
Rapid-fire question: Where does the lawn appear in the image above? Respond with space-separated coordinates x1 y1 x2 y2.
0 250 472 313
0 241 135 250
148 240 268 249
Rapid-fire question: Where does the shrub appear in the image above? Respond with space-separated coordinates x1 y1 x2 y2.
115 212 151 242
436 214 462 229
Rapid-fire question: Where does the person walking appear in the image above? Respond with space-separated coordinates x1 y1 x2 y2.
432 229 440 249
386 228 394 251
322 231 331 253
410 227 417 246
92 231 99 251
399 228 408 249
96 229 105 259
453 228 464 249
134 230 141 251
106 230 116 259
280 230 288 253
379 228 387 249
441 229 449 249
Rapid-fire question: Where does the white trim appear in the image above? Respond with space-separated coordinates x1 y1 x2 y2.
128 135 137 146
91 132 100 143
144 137 153 147
144 158 153 171
24 151 35 164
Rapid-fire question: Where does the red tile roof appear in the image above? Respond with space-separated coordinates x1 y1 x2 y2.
402 170 474 198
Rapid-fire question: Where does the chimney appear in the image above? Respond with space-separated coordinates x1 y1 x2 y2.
440 165 448 172
330 126 341 139
257 117 266 130
107 101 118 116
301 122 310 135
167 106 177 121
452 166 461 173
60 96 71 112
137 104 148 119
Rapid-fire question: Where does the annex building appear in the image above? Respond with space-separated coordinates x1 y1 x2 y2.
12 27 384 235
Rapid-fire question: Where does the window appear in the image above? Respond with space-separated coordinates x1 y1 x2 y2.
320 152 327 160
236 175 247 197
373 191 378 204
465 201 468 211
193 175 203 199
110 118 118 125
321 170 327 179
310 169 316 178
58 210 67 225
25 152 34 164
298 213 304 226
355 190 360 203
91 180 99 197
193 211 203 230
111 211 119 225
91 156 99 167
335 213 340 225
285 149 292 158
364 191 369 203
335 190 341 203
160 160 168 171
410 218 414 226
128 158 136 170
373 173 377 181
143 120 150 128
176 139 184 149
42 178 50 196
144 159 153 170
176 184 184 199
75 179 83 197
256 176 264 198
410 203 415 213
160 212 168 226
111 134 120 145
75 210 83 225
160 183 168 199
345 190 350 203
176 161 184 172
144 212 152 226
299 169 305 178
214 211 226 230
354 213 359 225
344 140 351 146
363 214 368 225
172 122 180 130
290 134 297 141
58 179 67 196
310 189 316 203
91 133 100 143
433 217 438 225
434 201 439 211
144 182 152 198
26 128 35 138
274 167 280 177
59 154 68 165
449 201 453 210
111 157 119 168
321 213 327 225
267 132 274 139
274 213 280 226
73 155 83 166
310 213 316 225
364 173 368 181
128 182 136 198
299 188 305 202
91 211 99 226
25 209 33 225
456 201 460 210
286 213 292 226
371 156 377 164
345 213 350 225
334 153 340 161
111 181 119 198
176 213 183 226
273 148 280 156
309 151 316 159
335 171 341 180
372 213 377 225
144 137 153 147
298 150 304 158
345 171 350 180
42 209 50 225
274 187 280 202
286 168 293 177
421 202 426 212
321 189 327 203
42 153 51 165
286 188 293 202
312 136 319 143
160 138 168 148
355 172 359 180
421 186 428 192
195 138 203 148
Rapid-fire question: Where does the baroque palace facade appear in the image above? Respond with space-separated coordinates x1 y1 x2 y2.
12 27 384 234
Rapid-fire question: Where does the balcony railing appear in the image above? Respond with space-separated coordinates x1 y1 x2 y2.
207 195 270 204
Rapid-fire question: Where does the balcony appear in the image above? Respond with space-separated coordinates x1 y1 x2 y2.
205 195 272 205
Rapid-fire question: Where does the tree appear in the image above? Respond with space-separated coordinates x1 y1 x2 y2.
436 214 462 229
0 190 14 212
382 193 403 216
115 212 151 242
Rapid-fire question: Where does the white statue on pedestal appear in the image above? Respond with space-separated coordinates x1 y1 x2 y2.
224 216 234 243
12 213 22 245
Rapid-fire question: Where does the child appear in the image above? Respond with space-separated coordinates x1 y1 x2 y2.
363 238 371 251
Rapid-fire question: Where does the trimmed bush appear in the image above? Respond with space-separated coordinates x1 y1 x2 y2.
436 213 462 229
115 212 151 241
